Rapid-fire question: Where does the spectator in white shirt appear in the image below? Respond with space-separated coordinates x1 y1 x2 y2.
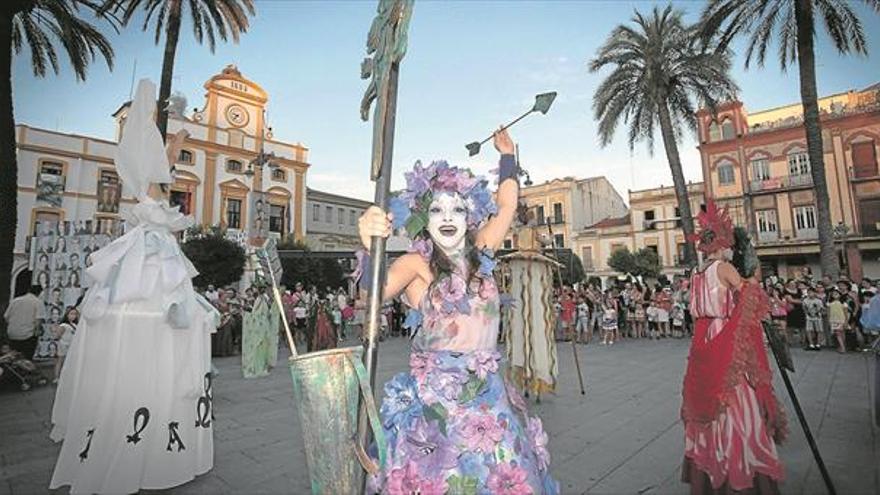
4 285 45 359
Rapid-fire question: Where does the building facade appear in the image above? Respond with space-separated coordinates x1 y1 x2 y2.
13 65 310 286
504 176 628 251
697 83 880 280
305 188 372 251
576 183 705 284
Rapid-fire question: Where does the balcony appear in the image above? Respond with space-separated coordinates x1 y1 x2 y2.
749 174 813 193
754 228 818 244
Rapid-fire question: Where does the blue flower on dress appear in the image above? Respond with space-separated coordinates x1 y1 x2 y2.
459 451 490 480
402 309 422 336
401 416 460 477
381 373 422 429
389 195 411 230
477 249 496 278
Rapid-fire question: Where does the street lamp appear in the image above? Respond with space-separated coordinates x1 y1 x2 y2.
833 221 851 276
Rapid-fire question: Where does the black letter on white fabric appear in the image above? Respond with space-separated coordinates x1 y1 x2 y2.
166 422 186 452
126 407 150 444
195 373 213 428
78 429 95 462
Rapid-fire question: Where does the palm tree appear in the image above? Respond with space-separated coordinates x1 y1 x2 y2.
590 5 738 267
699 0 880 279
0 0 114 307
102 0 255 141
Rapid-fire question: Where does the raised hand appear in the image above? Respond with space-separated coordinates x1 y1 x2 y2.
358 206 393 249
493 127 515 155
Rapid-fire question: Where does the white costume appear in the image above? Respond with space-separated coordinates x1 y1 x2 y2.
50 80 219 494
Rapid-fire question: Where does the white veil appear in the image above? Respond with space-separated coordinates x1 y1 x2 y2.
115 79 173 201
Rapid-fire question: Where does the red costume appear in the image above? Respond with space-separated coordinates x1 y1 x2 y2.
681 202 787 494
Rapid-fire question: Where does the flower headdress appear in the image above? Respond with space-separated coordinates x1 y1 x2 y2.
389 160 497 239
688 200 734 254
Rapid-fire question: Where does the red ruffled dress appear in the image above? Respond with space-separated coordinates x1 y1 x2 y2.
681 260 786 494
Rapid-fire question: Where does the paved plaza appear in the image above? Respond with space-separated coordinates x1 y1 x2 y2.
1 336 877 494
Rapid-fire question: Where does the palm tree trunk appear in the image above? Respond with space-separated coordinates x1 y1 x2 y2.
156 0 182 142
794 0 839 279
0 10 18 308
657 100 697 268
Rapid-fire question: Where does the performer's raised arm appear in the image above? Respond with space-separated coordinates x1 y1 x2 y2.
476 128 518 251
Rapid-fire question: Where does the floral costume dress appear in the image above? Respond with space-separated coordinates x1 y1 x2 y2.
370 253 559 494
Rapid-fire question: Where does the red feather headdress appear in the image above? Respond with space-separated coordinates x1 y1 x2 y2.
687 200 734 254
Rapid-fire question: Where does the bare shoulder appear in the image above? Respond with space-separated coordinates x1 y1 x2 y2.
393 253 432 281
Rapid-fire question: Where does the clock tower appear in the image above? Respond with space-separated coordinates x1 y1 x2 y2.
201 64 268 138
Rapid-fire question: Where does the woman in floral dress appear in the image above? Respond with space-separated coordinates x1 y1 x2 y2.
358 129 558 494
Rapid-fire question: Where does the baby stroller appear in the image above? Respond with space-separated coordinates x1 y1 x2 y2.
0 345 48 391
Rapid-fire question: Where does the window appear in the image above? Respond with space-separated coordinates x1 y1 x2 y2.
169 190 192 215
751 158 771 181
717 163 736 185
756 210 778 233
271 168 286 181
674 206 682 228
325 206 333 223
793 206 816 231
553 234 565 248
226 199 242 229
312 204 320 222
178 150 193 164
536 205 545 225
552 203 563 223
611 243 625 252
644 209 656 230
97 170 120 213
581 246 594 270
226 159 243 173
269 204 285 234
708 122 721 142
720 119 735 140
503 239 513 249
646 244 658 254
350 210 357 226
852 140 878 178
338 207 345 225
36 161 65 208
787 151 810 176
676 243 686 266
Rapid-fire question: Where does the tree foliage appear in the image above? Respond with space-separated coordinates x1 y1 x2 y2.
590 5 738 268
276 239 346 291
182 230 246 288
606 247 661 279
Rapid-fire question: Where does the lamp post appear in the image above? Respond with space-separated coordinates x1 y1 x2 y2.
833 222 850 278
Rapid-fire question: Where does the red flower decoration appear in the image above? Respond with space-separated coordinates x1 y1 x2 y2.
688 200 734 254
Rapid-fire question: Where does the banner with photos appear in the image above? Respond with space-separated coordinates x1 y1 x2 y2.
36 171 65 208
249 191 269 242
28 219 124 360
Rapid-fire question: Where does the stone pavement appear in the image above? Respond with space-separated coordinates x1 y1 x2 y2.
1 336 877 494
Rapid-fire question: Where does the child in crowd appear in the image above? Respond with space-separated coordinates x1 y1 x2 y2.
561 292 576 342
646 301 659 340
634 302 647 339
802 286 825 350
671 303 685 338
576 296 591 344
827 289 849 354
601 296 618 346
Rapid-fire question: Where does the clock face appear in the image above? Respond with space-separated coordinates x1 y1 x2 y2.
225 104 249 127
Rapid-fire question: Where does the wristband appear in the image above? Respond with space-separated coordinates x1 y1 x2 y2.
498 154 518 183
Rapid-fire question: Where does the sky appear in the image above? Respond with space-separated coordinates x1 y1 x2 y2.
13 0 880 204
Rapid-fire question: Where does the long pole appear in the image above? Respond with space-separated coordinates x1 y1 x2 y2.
762 324 835 495
545 220 586 395
357 62 400 494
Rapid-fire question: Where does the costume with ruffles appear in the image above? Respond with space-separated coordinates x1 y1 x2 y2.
49 198 219 494
681 260 787 494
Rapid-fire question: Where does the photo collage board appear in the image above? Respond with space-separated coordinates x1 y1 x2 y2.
28 219 125 359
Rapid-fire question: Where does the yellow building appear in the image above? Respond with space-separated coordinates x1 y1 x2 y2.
504 176 628 251
697 83 880 279
13 65 310 290
576 183 704 285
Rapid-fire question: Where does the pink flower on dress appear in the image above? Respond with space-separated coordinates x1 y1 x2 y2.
410 352 437 384
467 350 499 380
526 417 550 471
487 462 534 495
460 412 504 453
387 461 448 495
505 381 528 415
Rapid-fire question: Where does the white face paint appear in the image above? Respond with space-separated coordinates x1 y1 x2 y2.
427 192 468 255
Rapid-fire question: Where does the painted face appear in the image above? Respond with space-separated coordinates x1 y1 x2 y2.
427 192 468 255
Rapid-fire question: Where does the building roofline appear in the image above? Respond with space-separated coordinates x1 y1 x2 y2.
307 188 372 207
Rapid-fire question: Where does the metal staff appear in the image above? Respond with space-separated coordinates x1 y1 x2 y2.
545 216 586 395
466 92 556 157
762 322 835 495
357 1 413 493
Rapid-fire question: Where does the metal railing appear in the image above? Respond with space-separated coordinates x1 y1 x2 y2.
749 173 813 193
754 228 818 244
